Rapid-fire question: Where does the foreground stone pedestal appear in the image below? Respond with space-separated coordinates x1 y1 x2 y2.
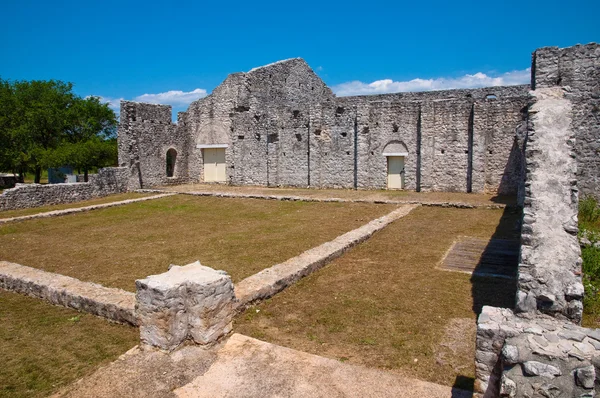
136 261 235 350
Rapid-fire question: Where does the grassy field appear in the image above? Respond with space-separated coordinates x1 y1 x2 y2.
0 195 396 291
0 290 138 397
0 192 153 219
235 206 520 390
163 183 516 206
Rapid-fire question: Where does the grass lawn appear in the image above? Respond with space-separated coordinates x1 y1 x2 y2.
0 290 138 397
0 195 396 291
163 183 516 206
0 192 154 219
234 206 521 390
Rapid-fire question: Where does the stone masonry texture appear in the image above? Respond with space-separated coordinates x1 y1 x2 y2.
515 88 584 323
118 59 531 194
475 86 597 398
533 43 600 199
0 167 129 211
0 261 136 325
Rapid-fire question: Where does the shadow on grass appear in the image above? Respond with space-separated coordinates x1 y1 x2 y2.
470 205 521 315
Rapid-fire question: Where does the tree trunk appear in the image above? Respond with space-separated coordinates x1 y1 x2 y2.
84 169 89 182
34 166 41 184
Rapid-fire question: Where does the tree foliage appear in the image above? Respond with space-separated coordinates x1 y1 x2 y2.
0 78 117 183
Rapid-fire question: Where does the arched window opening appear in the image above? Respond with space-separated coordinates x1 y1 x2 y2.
166 148 177 177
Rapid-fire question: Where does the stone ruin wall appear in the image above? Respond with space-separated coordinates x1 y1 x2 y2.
118 101 191 189
475 43 600 397
534 43 600 199
0 167 129 211
118 59 530 194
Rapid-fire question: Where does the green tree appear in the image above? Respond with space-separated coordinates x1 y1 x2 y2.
11 80 77 183
0 79 118 183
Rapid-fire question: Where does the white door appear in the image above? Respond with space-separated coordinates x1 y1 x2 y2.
203 148 226 182
387 156 404 189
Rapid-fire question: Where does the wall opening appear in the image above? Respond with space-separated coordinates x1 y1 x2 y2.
387 156 405 189
383 141 408 190
166 148 177 177
203 148 226 182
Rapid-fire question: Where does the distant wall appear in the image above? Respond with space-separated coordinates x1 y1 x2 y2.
118 58 532 193
118 102 190 189
0 167 128 211
533 43 600 199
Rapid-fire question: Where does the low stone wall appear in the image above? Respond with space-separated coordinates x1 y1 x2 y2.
0 167 129 211
476 306 599 397
147 188 508 209
234 205 418 306
0 261 136 325
0 193 176 224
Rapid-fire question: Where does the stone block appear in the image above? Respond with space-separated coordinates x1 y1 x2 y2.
136 261 235 351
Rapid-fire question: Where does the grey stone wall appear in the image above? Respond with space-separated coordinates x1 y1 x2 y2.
118 101 190 189
533 43 600 198
118 59 530 193
475 306 600 397
515 88 583 323
0 167 128 211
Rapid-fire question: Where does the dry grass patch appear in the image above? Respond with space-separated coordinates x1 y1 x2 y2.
163 183 515 206
234 206 520 390
0 192 153 219
0 290 138 397
0 195 395 291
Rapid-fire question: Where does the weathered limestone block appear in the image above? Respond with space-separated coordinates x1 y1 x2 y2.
136 261 235 351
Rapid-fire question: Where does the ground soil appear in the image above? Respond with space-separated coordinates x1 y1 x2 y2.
234 206 521 390
162 183 515 207
0 195 396 291
0 290 138 397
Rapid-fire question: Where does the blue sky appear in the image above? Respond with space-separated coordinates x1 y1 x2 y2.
1 0 598 116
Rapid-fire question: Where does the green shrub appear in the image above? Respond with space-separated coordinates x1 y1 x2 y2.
580 196 600 226
583 246 600 280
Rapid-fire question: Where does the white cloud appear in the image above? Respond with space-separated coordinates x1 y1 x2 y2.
134 88 208 106
96 96 124 113
332 69 531 97
94 88 208 116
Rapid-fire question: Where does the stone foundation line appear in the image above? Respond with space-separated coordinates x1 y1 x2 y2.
136 188 506 209
0 261 136 325
234 204 419 306
0 193 176 224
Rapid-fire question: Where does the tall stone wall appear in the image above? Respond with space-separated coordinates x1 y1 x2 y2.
118 101 190 189
516 87 583 322
118 59 530 193
533 43 600 198
0 167 129 211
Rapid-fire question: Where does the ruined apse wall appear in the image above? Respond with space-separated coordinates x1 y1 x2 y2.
118 59 529 193
533 43 600 198
118 101 190 189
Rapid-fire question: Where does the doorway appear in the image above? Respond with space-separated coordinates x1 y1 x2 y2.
387 156 404 189
203 148 226 182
